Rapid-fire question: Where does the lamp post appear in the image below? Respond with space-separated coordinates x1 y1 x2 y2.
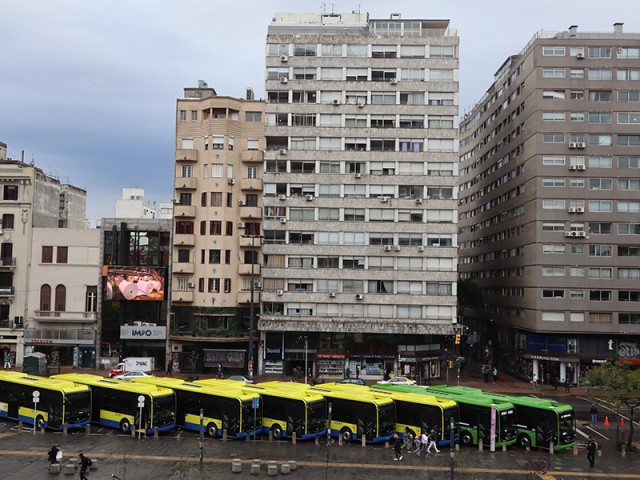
248 235 256 380
298 335 308 384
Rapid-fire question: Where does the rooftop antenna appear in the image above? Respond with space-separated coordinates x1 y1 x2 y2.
330 2 336 14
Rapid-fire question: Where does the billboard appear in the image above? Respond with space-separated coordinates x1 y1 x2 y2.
104 266 165 301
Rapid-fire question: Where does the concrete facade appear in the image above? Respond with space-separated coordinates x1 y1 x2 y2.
260 12 459 379
458 24 640 383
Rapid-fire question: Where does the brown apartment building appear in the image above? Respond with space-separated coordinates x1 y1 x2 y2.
458 24 640 384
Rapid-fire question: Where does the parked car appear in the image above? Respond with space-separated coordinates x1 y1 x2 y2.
227 375 254 384
339 378 366 386
114 371 151 381
376 376 416 385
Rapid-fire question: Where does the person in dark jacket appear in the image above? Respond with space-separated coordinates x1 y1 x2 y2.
393 434 403 461
47 445 59 469
79 453 91 480
586 437 597 468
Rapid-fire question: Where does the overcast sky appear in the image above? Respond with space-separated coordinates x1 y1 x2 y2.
2 0 638 224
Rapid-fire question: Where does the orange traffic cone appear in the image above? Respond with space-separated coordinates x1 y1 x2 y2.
620 417 625 427
604 416 610 426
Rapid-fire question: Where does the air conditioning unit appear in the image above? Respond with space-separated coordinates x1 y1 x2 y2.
570 231 579 237
576 142 586 149
383 245 392 251
564 231 573 237
394 245 401 251
238 200 247 206
237 222 246 228
172 344 183 353
569 165 577 171
415 198 423 204
329 292 336 298
357 102 365 108
280 77 288 83
305 194 314 201
577 164 586 171
188 282 195 289
354 173 362 178
568 142 577 149
278 194 286 201
576 207 584 213
378 196 389 203
254 282 262 289
279 217 287 224
355 294 364 300
577 231 587 237
279 148 288 155
276 290 284 296
332 99 340 105
418 246 425 252
280 55 288 62
389 78 398 84
576 52 585 59
568 207 576 213
228 178 235 185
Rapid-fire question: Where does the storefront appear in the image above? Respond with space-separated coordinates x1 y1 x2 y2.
119 325 167 372
316 352 346 379
25 329 96 369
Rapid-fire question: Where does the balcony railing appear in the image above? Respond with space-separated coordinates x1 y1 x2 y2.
33 311 97 323
0 257 16 268
0 286 15 296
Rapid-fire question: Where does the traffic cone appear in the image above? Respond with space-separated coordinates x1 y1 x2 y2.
604 416 610 426
620 417 625 427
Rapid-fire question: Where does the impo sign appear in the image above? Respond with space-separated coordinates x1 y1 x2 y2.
120 326 166 340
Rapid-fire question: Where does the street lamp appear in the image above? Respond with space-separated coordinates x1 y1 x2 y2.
298 335 308 384
245 233 262 380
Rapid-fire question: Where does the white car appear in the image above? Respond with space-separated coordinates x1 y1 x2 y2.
114 371 152 381
376 376 416 385
227 375 254 384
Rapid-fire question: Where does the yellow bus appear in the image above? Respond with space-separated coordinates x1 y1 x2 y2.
260 381 395 444
52 373 175 434
196 379 326 440
0 371 91 430
132 376 261 438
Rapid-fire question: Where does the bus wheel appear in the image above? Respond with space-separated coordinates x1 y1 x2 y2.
340 428 353 443
120 419 132 434
271 424 283 440
460 431 473 446
206 423 218 438
517 434 531 449
35 415 46 430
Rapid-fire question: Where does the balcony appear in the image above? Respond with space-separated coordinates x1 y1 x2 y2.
25 328 96 344
240 206 262 219
241 150 264 163
174 205 196 218
240 178 263 191
175 177 197 190
172 262 194 274
174 234 195 246
33 311 97 323
0 286 15 297
239 236 263 248
238 291 261 304
175 149 198 162
238 263 261 276
0 257 16 269
171 290 194 303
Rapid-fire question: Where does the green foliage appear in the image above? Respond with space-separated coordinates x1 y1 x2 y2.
587 361 640 450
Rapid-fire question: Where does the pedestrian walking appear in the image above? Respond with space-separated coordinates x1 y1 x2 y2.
492 367 498 383
483 366 490 382
4 351 11 369
217 363 223 378
345 367 351 379
47 445 60 470
586 437 597 468
590 404 598 426
426 428 440 454
531 373 538 389
166 359 173 377
564 378 571 393
417 430 429 456
356 366 360 379
78 453 92 480
392 434 403 461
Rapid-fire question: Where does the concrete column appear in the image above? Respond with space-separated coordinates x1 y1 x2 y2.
559 362 567 384
532 359 539 379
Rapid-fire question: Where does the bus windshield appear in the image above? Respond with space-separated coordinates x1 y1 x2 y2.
306 400 326 433
559 411 576 443
64 392 91 424
153 395 176 428
378 403 396 437
241 399 261 431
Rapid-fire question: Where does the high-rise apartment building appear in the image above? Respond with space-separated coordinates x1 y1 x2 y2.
170 84 265 374
458 24 640 384
260 12 459 380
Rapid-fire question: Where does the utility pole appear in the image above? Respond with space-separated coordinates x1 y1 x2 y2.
449 415 455 480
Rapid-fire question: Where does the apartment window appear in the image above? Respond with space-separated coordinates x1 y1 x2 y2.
619 291 640 302
371 45 397 58
589 267 612 279
209 192 222 207
427 139 454 152
542 112 565 121
617 47 640 59
543 289 564 298
570 112 585 121
570 90 584 100
543 68 565 78
590 290 612 301
617 69 640 80
54 285 66 312
542 178 565 187
619 178 640 190
589 178 612 190
570 290 585 300
209 221 221 235
542 223 564 232
570 69 584 79
589 200 612 212
618 223 640 235
245 112 262 122
56 246 68 264
85 286 97 312
428 115 454 128
429 45 454 58
618 135 640 146
175 221 194 234
570 178 585 187
179 110 186 121
371 93 396 105
346 44 367 57
177 249 190 263
429 69 454 81
589 245 612 257
589 90 612 102
321 43 342 57
588 112 612 124
3 185 18 201
543 244 565 254
619 314 640 325
542 266 565 276
1 214 14 229
400 68 423 81
543 90 565 100
317 257 339 268
588 156 612 168
617 112 640 125
619 268 640 279
542 134 565 143
618 201 640 213
570 267 584 277
42 246 53 263
190 110 197 121
400 115 425 128
570 244 584 254
400 45 425 58
589 134 612 146
589 222 612 234
588 68 612 80
428 92 454 105
293 44 316 56
542 46 565 56
589 47 611 58
399 92 424 105
542 199 565 209
542 155 565 165
39 284 51 311
618 90 640 102
208 278 220 293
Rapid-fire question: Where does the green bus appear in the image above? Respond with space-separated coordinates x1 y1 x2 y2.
373 383 517 448
132 376 261 438
426 385 575 450
286 383 395 444
196 379 326 440
52 373 175 434
317 382 458 446
0 371 91 430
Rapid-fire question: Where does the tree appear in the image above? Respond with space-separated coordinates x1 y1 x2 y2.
586 361 640 451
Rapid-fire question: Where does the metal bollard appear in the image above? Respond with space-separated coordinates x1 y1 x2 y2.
85 424 91 436
622 445 626 457
478 438 483 451
251 463 260 475
246 432 250 442
549 441 554 454
223 429 228 441
385 440 389 448
18 421 23 432
502 442 507 452
292 431 296 445
63 424 68 436
338 434 343 446
573 444 578 456
131 426 136 438
40 425 45 435
597 448 602 457
267 461 278 477
455 443 459 451
177 430 182 441
268 430 273 442
315 435 320 445
361 434 366 447
154 427 159 439
281 463 291 475
288 460 297 471
231 458 242 473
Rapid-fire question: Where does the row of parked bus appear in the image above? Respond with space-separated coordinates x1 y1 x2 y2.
0 371 576 450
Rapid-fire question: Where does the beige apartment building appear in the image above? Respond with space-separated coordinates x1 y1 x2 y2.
458 24 640 384
260 12 460 380
170 84 265 375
